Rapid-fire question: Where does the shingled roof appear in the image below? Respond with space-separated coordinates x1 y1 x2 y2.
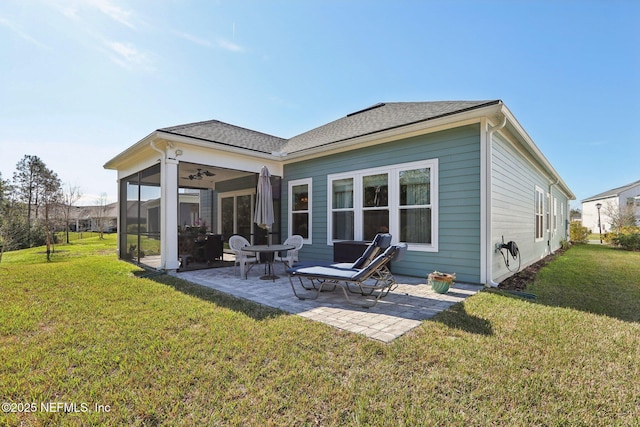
160 120 286 154
283 100 500 153
158 100 501 155
582 179 640 202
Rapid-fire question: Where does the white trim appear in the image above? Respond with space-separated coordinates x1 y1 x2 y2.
535 186 545 242
553 196 558 234
327 159 438 252
546 193 550 233
288 178 312 244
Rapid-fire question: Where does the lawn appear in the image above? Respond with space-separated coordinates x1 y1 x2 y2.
1 237 639 426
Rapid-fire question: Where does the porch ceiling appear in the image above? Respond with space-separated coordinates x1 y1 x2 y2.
178 163 255 190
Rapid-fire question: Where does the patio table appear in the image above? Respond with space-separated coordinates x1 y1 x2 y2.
242 244 295 281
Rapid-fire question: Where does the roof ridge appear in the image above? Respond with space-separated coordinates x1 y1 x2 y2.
160 119 222 131
160 119 286 140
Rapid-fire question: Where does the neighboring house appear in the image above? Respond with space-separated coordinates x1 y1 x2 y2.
104 100 574 285
70 203 118 232
581 179 640 233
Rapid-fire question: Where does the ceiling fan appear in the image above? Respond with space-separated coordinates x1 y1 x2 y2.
182 168 215 180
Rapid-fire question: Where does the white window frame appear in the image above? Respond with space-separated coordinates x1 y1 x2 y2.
217 189 255 240
560 201 565 235
288 178 312 244
553 197 558 233
327 159 438 252
546 193 550 233
535 186 545 241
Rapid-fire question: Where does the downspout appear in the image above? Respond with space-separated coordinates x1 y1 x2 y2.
149 140 165 161
485 114 507 287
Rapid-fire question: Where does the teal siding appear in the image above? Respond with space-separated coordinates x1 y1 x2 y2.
491 132 571 281
283 124 482 283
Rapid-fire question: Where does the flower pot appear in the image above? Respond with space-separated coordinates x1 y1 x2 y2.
428 272 456 294
429 279 450 294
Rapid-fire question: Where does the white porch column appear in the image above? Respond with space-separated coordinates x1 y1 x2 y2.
163 157 180 270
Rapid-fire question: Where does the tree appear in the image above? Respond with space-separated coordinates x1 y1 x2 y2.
12 155 45 235
94 192 110 239
38 167 62 261
0 172 10 263
60 184 83 244
0 174 30 262
10 155 63 252
604 201 636 231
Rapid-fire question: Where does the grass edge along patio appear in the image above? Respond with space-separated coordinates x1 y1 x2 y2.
1 237 639 425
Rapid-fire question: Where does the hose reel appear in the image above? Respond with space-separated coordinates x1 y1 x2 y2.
498 236 521 272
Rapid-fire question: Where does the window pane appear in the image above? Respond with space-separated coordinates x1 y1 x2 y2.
363 210 389 241
400 168 430 205
332 211 354 240
221 197 234 239
292 184 308 211
332 178 353 209
237 195 252 240
363 174 388 207
400 207 431 243
292 213 309 238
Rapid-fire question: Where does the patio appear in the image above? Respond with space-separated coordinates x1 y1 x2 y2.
170 262 482 342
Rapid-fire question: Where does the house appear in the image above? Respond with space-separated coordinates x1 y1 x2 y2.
70 203 118 232
104 100 574 285
581 179 640 233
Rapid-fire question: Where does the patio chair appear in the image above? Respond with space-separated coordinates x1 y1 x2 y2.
363 240 407 297
332 233 392 270
274 234 304 272
228 235 258 279
287 243 405 308
203 234 224 263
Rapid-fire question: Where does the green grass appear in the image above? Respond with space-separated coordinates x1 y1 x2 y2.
1 239 639 426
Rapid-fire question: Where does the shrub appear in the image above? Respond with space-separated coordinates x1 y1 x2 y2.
570 222 589 244
605 226 640 251
126 223 147 233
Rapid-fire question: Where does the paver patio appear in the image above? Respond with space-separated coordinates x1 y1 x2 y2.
170 265 482 343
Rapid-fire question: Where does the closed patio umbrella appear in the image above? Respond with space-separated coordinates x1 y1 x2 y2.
254 166 274 245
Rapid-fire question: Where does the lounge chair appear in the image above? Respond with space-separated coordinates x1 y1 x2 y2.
287 243 407 308
332 233 392 270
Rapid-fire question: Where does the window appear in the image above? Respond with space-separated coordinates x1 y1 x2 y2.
288 178 312 242
627 197 637 207
331 177 354 240
328 159 438 251
535 186 544 241
218 190 255 242
553 197 558 232
399 168 431 244
546 193 550 233
363 173 388 241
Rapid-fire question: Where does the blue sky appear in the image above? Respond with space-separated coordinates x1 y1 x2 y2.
1 0 638 208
